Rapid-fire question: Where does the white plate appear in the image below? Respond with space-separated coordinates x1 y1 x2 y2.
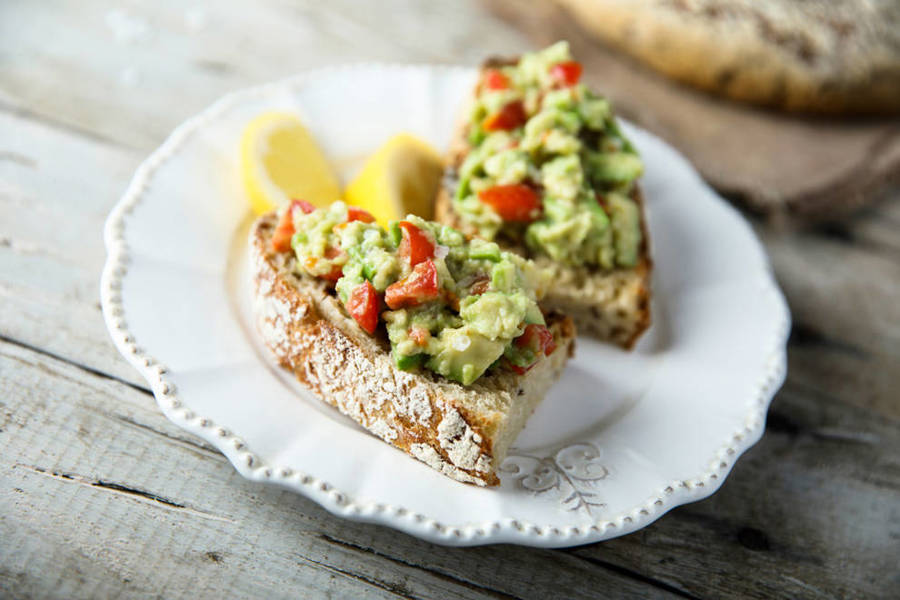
101 64 789 548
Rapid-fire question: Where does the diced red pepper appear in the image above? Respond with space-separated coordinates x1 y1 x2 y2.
550 61 582 86
483 100 527 132
409 326 430 347
516 323 557 356
483 69 510 90
347 206 375 223
347 280 379 335
385 259 441 309
397 221 435 267
478 184 542 222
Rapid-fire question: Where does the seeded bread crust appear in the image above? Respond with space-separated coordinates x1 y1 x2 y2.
250 213 576 486
553 0 900 115
435 60 652 348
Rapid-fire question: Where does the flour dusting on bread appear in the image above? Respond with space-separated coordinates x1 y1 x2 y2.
250 214 575 486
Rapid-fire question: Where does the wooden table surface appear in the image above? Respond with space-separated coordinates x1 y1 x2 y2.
2 2 898 598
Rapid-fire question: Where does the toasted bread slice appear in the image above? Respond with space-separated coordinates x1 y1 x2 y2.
436 186 650 348
250 213 576 486
435 60 652 349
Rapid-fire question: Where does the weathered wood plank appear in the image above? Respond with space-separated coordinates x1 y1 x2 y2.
0 110 148 388
0 340 680 599
4 330 898 598
581 375 900 599
0 0 532 151
2 1 899 598
755 212 900 420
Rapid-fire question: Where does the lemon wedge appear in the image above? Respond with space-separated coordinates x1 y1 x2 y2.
241 112 341 215
344 133 443 227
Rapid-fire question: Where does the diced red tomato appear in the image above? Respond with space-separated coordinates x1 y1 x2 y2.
294 199 316 214
272 200 315 252
509 324 556 374
483 101 527 131
445 290 460 312
483 69 510 90
347 280 379 335
347 206 375 223
272 210 295 252
409 326 430 347
321 266 343 282
322 246 345 282
509 363 529 375
397 221 435 267
550 61 582 86
302 257 343 282
385 259 441 309
303 247 343 282
478 184 542 222
516 323 557 356
469 276 490 296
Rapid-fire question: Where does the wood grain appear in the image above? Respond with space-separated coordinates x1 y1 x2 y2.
0 0 532 151
0 111 148 389
484 0 900 222
0 340 680 599
1 0 899 598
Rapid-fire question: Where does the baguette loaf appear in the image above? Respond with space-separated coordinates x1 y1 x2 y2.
250 213 576 486
435 59 652 348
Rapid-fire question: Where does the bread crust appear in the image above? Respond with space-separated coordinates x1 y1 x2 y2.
435 61 652 348
250 214 576 486
553 0 900 115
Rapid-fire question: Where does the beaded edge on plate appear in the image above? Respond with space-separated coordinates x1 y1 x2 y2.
99 63 790 547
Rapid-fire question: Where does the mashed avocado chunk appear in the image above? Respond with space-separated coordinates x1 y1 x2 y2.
453 41 643 269
283 202 553 385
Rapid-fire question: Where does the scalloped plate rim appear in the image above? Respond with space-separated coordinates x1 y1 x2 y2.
100 62 790 548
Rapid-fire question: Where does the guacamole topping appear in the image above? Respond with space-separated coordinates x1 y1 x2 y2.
271 200 556 385
453 41 643 269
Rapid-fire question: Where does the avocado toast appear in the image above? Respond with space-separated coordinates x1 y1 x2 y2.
250 201 575 486
435 42 651 348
